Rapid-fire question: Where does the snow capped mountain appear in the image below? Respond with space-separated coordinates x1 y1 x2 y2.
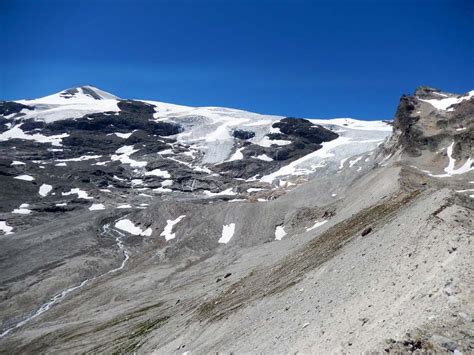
0 86 472 354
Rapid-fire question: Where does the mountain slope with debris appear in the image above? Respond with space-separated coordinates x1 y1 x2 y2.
0 86 472 354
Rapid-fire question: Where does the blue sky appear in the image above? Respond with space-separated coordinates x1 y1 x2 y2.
1 0 472 119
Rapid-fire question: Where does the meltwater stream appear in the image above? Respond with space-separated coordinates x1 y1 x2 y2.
0 222 129 338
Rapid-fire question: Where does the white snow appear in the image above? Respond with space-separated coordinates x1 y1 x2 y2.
420 90 474 111
0 125 69 146
154 187 172 193
114 219 149 236
115 145 136 154
38 184 53 197
55 203 67 206
260 136 385 183
111 145 147 168
131 179 143 186
306 220 328 231
218 223 236 244
14 174 34 181
338 157 349 170
55 162 67 167
12 204 32 215
227 147 244 162
141 228 152 237
257 136 292 148
56 155 101 162
310 118 392 131
160 215 186 241
114 132 133 139
161 179 173 187
144 169 171 178
275 226 287 240
11 161 25 166
260 136 350 183
62 188 92 199
15 87 120 123
116 204 132 209
89 203 105 211
247 188 264 192
429 142 473 177
254 154 273 162
0 221 13 235
203 188 236 196
349 156 363 168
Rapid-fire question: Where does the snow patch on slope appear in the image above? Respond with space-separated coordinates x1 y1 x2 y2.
219 223 236 244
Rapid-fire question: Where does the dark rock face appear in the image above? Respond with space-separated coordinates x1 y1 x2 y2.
19 119 46 132
216 118 339 179
233 129 255 140
81 86 105 100
272 118 339 144
47 100 182 136
393 90 474 158
0 101 33 116
414 86 443 99
59 88 79 99
393 95 424 156
117 100 156 115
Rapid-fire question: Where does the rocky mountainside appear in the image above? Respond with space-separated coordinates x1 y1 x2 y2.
0 86 472 354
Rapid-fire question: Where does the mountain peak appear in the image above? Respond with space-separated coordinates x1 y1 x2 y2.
58 85 119 101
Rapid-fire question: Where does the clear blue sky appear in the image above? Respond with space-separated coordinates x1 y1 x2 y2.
1 0 472 119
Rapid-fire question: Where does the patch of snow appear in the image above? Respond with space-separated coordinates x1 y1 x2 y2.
55 203 67 206
0 221 13 235
254 154 273 162
161 179 173 187
116 204 132 209
13 203 32 215
203 188 236 196
429 142 473 177
111 145 147 168
420 90 474 111
55 162 67 167
275 226 287 240
218 223 236 244
247 188 264 193
0 124 69 146
11 161 25 166
227 147 244 162
62 188 92 199
257 136 292 147
193 166 213 174
160 215 186 241
115 219 149 236
56 155 102 162
131 179 143 186
141 228 152 237
89 203 105 211
260 136 354 183
114 132 133 139
306 220 328 231
310 118 392 131
349 156 363 167
14 174 34 181
154 187 172 193
145 169 171 178
338 157 349 169
39 184 53 197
